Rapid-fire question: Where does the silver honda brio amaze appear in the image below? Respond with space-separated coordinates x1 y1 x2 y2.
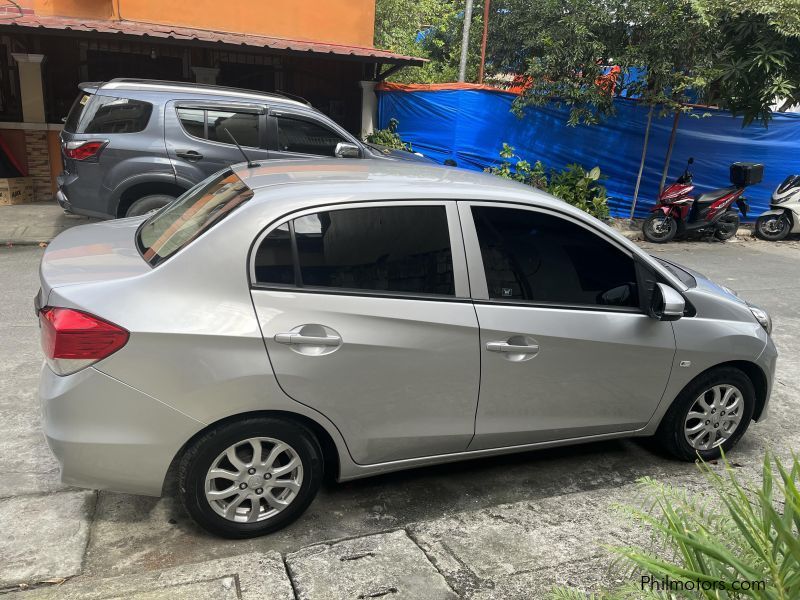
37 160 777 538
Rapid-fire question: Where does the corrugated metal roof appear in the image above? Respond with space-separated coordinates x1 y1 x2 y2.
1 15 426 65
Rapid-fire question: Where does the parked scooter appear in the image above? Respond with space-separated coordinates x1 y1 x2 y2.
642 158 762 243
754 175 800 241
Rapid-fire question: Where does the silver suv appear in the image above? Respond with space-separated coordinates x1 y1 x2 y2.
56 79 409 218
37 161 777 538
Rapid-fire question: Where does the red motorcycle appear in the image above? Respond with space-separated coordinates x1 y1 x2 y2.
642 158 762 243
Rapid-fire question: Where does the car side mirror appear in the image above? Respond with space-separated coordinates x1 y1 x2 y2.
649 283 684 321
334 142 361 159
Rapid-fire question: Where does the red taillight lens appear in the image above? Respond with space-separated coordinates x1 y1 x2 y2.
63 140 106 161
39 307 128 375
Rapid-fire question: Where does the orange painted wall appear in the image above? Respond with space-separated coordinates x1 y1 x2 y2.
33 0 376 47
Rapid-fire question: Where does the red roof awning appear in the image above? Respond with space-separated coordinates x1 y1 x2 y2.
1 15 426 65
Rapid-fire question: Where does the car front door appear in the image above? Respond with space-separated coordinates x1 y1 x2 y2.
460 202 676 450
165 101 271 187
249 201 479 464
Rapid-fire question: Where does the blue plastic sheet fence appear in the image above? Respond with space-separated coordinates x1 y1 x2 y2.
377 87 800 219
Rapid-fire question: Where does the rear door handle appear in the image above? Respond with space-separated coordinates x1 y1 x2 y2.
275 333 342 346
175 149 203 161
486 342 540 353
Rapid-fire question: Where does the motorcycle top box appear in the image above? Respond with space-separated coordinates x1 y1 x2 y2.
730 163 764 187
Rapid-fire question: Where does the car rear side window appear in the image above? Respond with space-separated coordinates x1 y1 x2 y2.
275 116 345 157
137 170 253 266
472 206 638 307
64 93 152 134
253 205 455 296
177 107 260 147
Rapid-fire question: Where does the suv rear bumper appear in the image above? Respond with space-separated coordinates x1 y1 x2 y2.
55 188 72 213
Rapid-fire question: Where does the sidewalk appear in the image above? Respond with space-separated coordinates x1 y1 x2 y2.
0 204 99 246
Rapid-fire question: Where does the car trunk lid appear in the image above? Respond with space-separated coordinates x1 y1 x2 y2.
39 218 150 304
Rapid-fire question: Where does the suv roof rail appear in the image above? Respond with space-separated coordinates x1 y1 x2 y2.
94 79 311 107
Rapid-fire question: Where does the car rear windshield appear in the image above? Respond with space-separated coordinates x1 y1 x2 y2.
137 170 254 267
63 92 152 134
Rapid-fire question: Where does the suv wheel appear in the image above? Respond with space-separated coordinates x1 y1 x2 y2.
125 194 175 217
179 417 323 538
656 367 755 461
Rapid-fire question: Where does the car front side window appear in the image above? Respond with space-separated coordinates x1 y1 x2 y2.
471 206 639 308
274 115 347 157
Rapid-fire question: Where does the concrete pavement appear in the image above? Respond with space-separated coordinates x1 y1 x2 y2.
0 234 798 598
0 204 98 246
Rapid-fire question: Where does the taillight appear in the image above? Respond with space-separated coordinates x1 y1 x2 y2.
39 307 128 375
63 140 107 161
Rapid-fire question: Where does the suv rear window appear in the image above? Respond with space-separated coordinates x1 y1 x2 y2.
63 92 152 134
137 170 253 266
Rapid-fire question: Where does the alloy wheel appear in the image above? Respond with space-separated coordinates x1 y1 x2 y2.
204 437 303 523
683 384 744 451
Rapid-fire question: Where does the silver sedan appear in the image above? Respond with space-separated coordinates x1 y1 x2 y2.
37 160 776 538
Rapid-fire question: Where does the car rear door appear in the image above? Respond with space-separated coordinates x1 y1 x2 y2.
165 101 271 187
249 201 480 464
460 202 676 450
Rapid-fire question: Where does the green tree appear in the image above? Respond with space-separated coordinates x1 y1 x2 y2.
696 0 800 124
488 0 714 124
485 0 800 125
373 0 485 83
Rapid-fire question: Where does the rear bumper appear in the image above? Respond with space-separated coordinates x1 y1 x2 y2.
55 188 72 213
40 364 205 496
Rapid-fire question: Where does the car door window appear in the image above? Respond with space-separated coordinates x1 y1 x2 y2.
176 107 260 147
254 205 455 296
471 206 638 307
275 115 346 157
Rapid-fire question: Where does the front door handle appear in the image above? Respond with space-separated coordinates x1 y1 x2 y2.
486 341 540 353
175 149 203 161
275 332 341 346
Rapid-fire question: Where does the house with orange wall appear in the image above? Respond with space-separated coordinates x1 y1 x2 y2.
0 0 422 201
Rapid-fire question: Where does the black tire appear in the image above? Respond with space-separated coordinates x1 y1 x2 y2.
714 212 740 241
755 214 790 241
642 214 678 243
125 194 175 218
179 417 323 539
655 367 755 462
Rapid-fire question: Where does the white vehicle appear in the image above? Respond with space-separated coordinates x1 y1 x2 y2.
755 175 800 241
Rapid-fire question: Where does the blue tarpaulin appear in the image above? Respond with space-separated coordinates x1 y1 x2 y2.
377 85 800 219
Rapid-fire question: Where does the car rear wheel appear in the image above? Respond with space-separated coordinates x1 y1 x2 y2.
656 367 755 462
125 194 175 217
179 417 323 538
714 212 740 241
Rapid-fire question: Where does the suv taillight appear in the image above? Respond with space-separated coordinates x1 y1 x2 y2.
39 307 129 375
63 140 107 161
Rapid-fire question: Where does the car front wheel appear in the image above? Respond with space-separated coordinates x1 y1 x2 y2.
656 367 755 462
179 417 323 538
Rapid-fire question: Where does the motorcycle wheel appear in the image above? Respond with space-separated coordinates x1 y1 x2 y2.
755 214 790 241
714 213 740 241
642 214 677 243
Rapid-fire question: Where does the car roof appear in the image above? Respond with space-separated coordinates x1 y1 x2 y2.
231 158 559 207
83 78 309 108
